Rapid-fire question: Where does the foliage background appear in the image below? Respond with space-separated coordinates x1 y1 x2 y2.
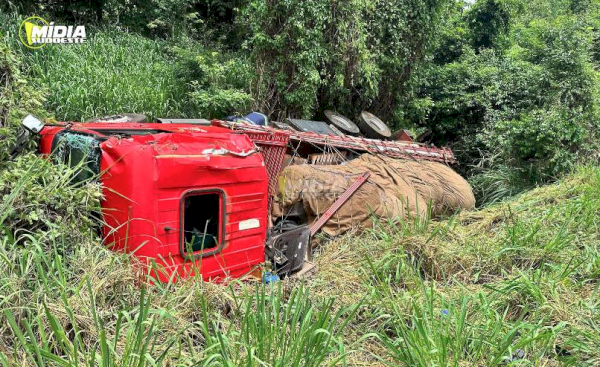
2 0 598 202
0 1 599 366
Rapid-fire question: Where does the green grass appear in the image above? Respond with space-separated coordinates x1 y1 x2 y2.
23 30 190 121
0 10 253 123
0 11 193 122
309 165 600 366
1 161 598 365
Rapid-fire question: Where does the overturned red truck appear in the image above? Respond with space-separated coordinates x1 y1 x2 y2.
20 115 472 282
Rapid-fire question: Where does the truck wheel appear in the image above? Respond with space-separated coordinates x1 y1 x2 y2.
358 111 391 139
324 110 360 135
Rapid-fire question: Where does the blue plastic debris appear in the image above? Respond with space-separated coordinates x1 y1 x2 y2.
263 272 280 284
227 112 268 126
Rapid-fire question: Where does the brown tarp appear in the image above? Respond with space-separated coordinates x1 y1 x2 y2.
273 154 475 237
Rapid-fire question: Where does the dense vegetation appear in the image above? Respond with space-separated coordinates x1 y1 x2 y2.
1 153 599 365
1 0 599 200
0 0 599 365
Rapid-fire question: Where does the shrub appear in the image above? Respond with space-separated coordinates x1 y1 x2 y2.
174 48 254 118
0 38 47 162
485 107 590 179
0 153 102 250
416 4 600 201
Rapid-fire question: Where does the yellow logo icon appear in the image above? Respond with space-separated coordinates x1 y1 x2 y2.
18 16 86 49
19 16 50 49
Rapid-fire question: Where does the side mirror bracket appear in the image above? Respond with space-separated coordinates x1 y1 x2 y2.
10 115 45 158
21 115 45 133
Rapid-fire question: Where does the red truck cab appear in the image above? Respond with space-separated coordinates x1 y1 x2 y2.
38 122 272 281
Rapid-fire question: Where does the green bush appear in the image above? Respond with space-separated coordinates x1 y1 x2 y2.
174 48 254 118
414 1 600 202
485 107 590 179
0 38 47 162
0 153 102 250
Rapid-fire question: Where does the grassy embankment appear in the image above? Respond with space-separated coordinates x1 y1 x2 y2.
1 16 599 366
0 13 194 122
1 159 598 366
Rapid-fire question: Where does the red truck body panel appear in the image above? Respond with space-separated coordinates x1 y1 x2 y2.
39 123 269 282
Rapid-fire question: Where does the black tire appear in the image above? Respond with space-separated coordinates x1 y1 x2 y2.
324 110 360 135
87 113 147 123
357 111 391 139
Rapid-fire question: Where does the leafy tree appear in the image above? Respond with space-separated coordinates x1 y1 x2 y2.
467 0 514 50
413 0 599 201
174 47 254 117
241 0 448 121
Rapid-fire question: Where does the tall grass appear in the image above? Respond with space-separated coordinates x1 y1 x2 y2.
0 11 250 123
0 153 357 365
0 10 192 122
1 241 356 366
306 165 600 366
194 285 359 366
21 30 191 121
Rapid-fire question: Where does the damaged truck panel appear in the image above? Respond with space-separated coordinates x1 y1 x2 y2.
38 124 270 282
27 116 468 283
